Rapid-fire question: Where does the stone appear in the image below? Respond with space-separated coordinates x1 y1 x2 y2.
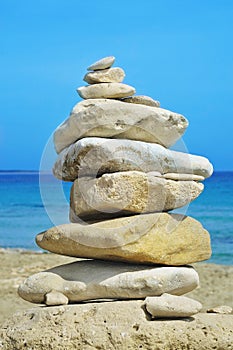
207 305 233 314
53 137 214 181
147 171 163 177
163 173 205 181
45 290 69 306
70 171 204 221
77 83 136 99
1 303 233 350
87 56 115 71
18 260 199 304
36 213 212 265
53 99 188 154
145 294 202 318
83 67 125 84
122 95 160 107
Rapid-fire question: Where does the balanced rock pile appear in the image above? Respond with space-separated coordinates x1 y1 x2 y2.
19 56 213 319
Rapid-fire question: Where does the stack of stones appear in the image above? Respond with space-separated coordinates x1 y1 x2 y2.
19 56 214 319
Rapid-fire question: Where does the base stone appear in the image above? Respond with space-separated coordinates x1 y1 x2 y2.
1 302 232 350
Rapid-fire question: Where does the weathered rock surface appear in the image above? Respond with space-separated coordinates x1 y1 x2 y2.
53 137 214 181
163 173 205 181
77 83 136 99
84 67 125 84
70 171 204 221
207 305 233 314
87 56 115 71
36 213 211 265
53 99 188 153
18 261 199 304
145 294 202 318
121 95 160 107
1 303 233 350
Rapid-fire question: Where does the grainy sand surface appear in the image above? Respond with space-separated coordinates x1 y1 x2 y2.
0 249 232 325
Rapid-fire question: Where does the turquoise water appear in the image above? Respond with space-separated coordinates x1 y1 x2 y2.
0 171 232 265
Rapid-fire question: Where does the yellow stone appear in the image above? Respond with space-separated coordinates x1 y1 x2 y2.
36 213 211 266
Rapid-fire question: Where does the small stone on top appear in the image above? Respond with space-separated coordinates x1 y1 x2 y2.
87 56 115 71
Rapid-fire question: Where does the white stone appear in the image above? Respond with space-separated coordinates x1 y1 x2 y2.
18 260 199 304
45 290 69 306
87 56 115 71
77 83 136 99
53 99 188 153
145 294 202 318
163 173 205 181
83 67 125 84
70 171 204 220
53 137 214 181
121 95 160 107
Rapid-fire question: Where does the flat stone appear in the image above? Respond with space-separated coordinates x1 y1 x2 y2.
18 261 199 304
36 213 212 265
1 304 233 350
163 173 205 181
77 83 136 99
121 95 160 107
53 99 188 154
53 137 214 181
145 294 202 318
207 305 233 314
83 67 125 84
70 171 204 221
87 56 115 71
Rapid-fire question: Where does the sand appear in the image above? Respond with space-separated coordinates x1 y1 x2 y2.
0 249 232 326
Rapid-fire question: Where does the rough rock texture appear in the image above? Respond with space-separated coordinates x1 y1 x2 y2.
207 305 233 314
145 294 202 318
77 83 136 99
87 56 115 70
53 99 188 153
70 171 204 221
53 137 214 181
18 261 199 304
1 302 233 350
121 95 160 107
84 67 125 84
36 213 211 265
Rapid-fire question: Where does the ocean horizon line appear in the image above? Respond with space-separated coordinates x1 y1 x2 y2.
1 170 233 174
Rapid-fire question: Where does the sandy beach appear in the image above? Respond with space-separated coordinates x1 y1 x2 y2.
0 249 232 326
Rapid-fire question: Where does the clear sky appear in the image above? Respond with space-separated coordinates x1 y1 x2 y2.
0 0 232 171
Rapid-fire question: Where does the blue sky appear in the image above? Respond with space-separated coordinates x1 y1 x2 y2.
0 0 232 170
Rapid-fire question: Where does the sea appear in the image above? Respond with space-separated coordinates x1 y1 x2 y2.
0 171 232 265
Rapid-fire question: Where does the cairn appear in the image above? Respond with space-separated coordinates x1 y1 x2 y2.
18 56 213 318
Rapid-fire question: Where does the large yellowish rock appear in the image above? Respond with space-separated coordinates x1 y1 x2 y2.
36 213 211 265
70 171 204 221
